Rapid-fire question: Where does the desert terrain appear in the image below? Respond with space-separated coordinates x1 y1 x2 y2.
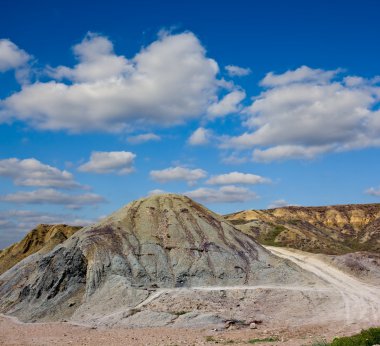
0 195 379 345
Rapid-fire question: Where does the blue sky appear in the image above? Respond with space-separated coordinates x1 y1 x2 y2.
1 0 380 247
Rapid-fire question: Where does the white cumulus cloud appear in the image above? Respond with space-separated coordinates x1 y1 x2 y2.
150 166 207 185
185 185 257 203
225 65 251 77
206 172 270 185
78 151 136 174
0 39 30 72
188 127 212 146
223 66 380 162
1 32 220 132
207 90 246 118
260 65 340 87
252 145 334 162
127 133 161 144
0 158 82 189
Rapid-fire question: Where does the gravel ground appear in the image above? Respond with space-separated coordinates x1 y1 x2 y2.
1 314 379 346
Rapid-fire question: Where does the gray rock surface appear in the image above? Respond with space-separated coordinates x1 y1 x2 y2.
0 194 315 324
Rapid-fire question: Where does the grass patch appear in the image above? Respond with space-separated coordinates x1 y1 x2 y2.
248 336 279 344
329 327 380 346
258 225 286 246
229 219 249 226
308 327 380 346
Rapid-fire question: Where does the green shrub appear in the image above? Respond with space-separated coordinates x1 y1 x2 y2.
248 336 279 344
330 327 380 346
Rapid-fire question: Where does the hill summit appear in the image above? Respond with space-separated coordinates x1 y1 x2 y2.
0 194 309 323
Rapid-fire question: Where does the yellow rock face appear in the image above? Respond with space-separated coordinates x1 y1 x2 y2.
0 224 82 274
226 204 380 254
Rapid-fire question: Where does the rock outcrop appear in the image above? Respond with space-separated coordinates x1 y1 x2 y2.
0 194 313 323
0 224 82 275
225 204 380 254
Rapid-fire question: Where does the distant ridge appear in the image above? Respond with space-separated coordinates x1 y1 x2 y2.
225 203 380 254
0 224 82 275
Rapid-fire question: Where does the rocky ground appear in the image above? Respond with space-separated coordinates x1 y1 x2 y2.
1 314 378 346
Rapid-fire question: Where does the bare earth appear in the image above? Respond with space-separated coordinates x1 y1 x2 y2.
1 247 379 345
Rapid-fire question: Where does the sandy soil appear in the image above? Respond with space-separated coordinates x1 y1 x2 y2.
1 247 379 345
1 314 376 346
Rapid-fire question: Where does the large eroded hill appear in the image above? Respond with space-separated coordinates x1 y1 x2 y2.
225 203 380 254
0 194 313 324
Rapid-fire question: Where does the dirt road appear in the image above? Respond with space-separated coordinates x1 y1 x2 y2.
266 246 380 324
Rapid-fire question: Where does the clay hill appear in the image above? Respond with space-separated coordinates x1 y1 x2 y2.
0 224 81 275
0 194 314 325
225 203 380 254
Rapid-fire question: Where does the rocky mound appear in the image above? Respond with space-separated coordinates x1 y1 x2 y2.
0 194 313 323
0 224 82 275
225 204 380 254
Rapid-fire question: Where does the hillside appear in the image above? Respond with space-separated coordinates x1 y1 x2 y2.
0 194 312 324
225 203 380 254
0 224 82 275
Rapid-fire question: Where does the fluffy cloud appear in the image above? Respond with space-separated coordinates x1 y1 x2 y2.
48 33 131 83
0 39 30 72
185 185 257 203
206 172 270 185
260 65 340 87
127 133 161 144
252 145 333 162
150 166 207 185
1 32 220 132
207 90 246 118
78 151 136 174
365 187 380 197
0 158 82 189
224 66 380 161
0 188 105 209
225 65 251 77
188 127 212 146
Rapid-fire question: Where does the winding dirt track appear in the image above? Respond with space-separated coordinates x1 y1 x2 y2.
266 246 380 324
134 246 380 326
